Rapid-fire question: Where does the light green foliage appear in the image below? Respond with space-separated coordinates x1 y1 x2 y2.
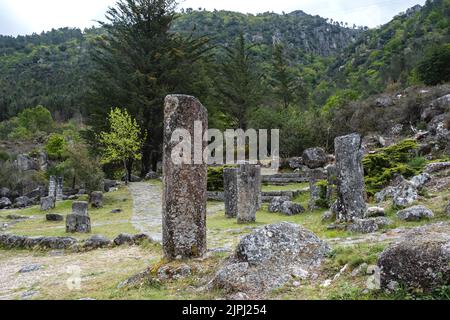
363 139 425 196
45 133 67 160
100 108 145 181
17 105 54 133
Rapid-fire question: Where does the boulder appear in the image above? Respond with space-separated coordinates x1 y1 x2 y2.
104 179 118 192
89 191 103 208
66 215 91 233
378 223 450 293
46 214 64 222
144 171 159 180
0 187 11 198
210 222 331 293
288 157 304 170
392 181 418 208
421 94 450 122
348 217 392 233
409 173 431 189
302 147 328 169
113 233 135 246
280 201 305 216
0 234 77 250
365 207 385 218
0 197 12 209
25 187 45 199
397 205 434 221
83 235 111 249
321 211 335 222
40 196 55 211
375 96 393 108
424 161 450 173
14 196 32 208
15 154 38 171
268 196 290 213
72 201 88 216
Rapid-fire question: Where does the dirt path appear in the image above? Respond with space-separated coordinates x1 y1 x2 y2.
128 182 163 243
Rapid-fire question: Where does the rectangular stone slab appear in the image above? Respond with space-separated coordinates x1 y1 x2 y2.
162 95 208 260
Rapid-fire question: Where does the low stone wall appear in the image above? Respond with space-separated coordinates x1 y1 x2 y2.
0 233 153 251
262 173 309 184
207 189 308 203
207 191 225 201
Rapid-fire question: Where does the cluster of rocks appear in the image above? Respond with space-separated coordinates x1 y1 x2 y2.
268 196 305 216
0 232 153 251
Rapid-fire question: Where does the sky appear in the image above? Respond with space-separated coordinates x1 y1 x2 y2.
0 0 427 36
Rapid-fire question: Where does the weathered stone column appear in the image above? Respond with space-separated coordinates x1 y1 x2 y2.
162 95 208 260
224 167 238 218
333 133 367 221
308 168 324 211
56 177 63 201
48 176 56 198
66 201 91 233
237 164 261 223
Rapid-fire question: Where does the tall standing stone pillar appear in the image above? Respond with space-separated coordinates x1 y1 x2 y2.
162 95 208 260
333 133 366 222
48 176 56 198
224 167 239 218
236 164 261 223
56 177 63 201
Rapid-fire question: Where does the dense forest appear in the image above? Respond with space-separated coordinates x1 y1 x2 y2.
0 0 449 164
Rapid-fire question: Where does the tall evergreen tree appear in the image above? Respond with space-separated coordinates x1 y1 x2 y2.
215 34 263 129
86 0 210 175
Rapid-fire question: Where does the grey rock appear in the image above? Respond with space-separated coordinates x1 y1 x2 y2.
409 173 431 189
162 95 208 260
378 224 450 292
104 179 118 192
397 205 434 221
365 207 385 218
236 164 261 224
89 191 103 208
302 147 327 169
40 196 55 211
210 222 331 294
19 264 42 273
333 133 366 221
322 211 335 222
392 181 418 208
113 233 135 246
144 171 159 180
15 154 39 171
348 217 392 233
375 96 393 108
288 157 304 169
0 187 11 198
0 197 12 209
46 213 64 222
268 196 290 213
280 201 305 216
0 234 77 250
25 187 44 199
14 196 32 208
66 214 91 233
111 209 122 214
72 201 88 216
83 235 111 249
6 214 29 220
424 161 450 173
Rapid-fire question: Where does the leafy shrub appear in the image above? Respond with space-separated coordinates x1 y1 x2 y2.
417 43 450 85
315 180 330 208
363 139 425 196
45 133 68 160
17 105 54 134
207 165 236 191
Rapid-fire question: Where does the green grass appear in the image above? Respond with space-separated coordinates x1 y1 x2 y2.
0 186 135 240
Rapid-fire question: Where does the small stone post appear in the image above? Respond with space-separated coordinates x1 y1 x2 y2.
224 167 238 218
66 201 91 233
236 164 261 223
56 177 63 201
162 95 208 260
308 169 323 211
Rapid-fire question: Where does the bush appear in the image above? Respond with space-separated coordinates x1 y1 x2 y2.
45 133 68 160
363 139 424 196
417 44 450 86
207 165 236 191
17 105 54 134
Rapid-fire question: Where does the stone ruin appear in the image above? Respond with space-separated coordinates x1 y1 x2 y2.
89 191 103 208
162 95 208 260
236 164 261 224
332 133 367 222
56 177 63 201
66 201 91 233
307 168 325 211
48 176 56 198
223 164 262 222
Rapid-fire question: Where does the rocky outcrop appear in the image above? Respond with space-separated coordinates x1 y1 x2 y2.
0 234 77 250
83 235 111 249
40 196 55 211
397 205 434 221
424 161 450 173
14 196 33 208
0 197 12 209
268 196 290 213
347 217 392 233
302 147 328 169
210 222 331 294
378 222 450 293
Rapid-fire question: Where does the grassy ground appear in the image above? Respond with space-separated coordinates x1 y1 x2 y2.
0 182 448 300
